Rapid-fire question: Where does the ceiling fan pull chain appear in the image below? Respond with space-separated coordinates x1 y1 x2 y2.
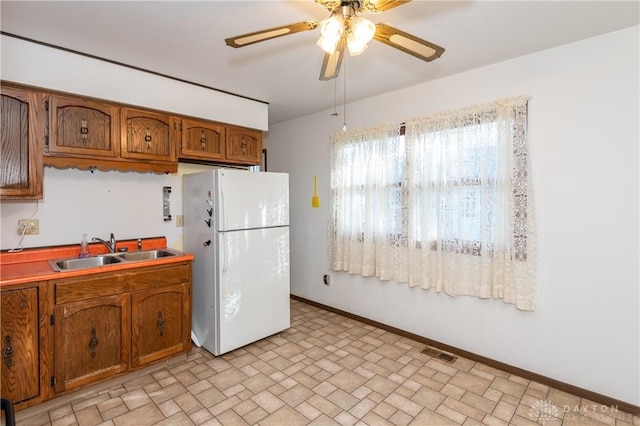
343 58 347 132
330 78 339 117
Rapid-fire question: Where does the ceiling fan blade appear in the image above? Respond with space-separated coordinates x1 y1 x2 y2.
373 23 444 62
225 21 319 48
361 0 411 13
319 37 346 81
314 0 341 12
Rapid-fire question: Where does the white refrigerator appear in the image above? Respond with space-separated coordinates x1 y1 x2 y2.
183 169 290 356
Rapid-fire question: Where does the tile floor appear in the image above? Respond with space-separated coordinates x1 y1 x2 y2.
14 299 639 426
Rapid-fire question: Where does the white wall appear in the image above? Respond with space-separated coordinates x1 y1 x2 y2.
0 163 213 251
0 35 268 131
265 26 640 405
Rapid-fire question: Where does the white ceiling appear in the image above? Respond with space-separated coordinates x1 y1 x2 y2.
1 1 638 125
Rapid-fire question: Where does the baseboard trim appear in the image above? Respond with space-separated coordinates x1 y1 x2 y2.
291 294 640 416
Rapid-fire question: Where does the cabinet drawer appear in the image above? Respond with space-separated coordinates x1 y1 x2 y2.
55 262 191 304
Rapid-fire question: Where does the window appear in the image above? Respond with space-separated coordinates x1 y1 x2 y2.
329 96 536 310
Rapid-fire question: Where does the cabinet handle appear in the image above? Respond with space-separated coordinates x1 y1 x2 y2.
200 130 207 150
241 136 247 155
157 311 165 337
80 120 89 141
145 130 152 150
89 328 98 358
3 335 14 368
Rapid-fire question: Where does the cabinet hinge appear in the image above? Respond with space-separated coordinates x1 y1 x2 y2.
50 314 55 325
44 135 49 147
50 376 56 387
44 100 49 111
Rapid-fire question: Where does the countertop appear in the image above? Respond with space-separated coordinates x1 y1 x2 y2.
0 237 194 287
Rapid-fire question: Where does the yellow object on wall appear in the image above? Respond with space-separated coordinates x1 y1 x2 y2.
312 176 320 208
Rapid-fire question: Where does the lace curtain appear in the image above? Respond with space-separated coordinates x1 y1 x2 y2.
329 96 536 310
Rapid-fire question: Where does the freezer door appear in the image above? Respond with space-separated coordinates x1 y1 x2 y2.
216 169 289 231
216 226 290 355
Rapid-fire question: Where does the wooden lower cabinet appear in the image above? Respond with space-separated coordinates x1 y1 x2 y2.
0 287 41 405
0 261 191 409
53 294 130 393
131 283 190 367
49 261 191 399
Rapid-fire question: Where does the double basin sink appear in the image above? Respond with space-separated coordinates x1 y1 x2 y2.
48 249 180 272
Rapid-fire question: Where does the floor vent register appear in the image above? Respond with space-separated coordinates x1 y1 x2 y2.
421 346 458 364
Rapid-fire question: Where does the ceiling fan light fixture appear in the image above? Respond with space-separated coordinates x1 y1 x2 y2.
317 35 339 54
318 13 344 54
320 14 344 40
346 35 368 56
346 16 375 56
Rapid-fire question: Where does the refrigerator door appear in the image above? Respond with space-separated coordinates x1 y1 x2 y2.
215 169 289 231
183 171 218 352
215 226 290 355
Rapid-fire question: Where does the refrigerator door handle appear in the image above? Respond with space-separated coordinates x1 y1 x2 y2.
221 233 228 273
220 186 226 231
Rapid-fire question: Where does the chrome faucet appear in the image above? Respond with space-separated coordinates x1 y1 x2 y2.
92 233 116 253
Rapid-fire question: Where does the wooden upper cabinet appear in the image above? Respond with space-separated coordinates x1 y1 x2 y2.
121 108 177 163
0 85 44 200
1 287 40 405
179 118 225 161
3 83 262 172
48 95 119 158
226 126 262 165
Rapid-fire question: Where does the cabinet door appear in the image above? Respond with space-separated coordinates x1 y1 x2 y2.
121 108 177 162
180 119 225 161
48 95 119 157
0 287 40 404
0 86 44 200
54 295 130 393
226 127 262 164
131 283 190 367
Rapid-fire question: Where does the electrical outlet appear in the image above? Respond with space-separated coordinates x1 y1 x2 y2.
17 219 39 235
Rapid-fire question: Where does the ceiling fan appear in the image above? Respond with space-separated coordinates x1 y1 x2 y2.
225 0 445 81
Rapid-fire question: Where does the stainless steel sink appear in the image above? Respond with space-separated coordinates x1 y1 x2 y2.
48 248 181 272
49 255 123 271
118 250 177 261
